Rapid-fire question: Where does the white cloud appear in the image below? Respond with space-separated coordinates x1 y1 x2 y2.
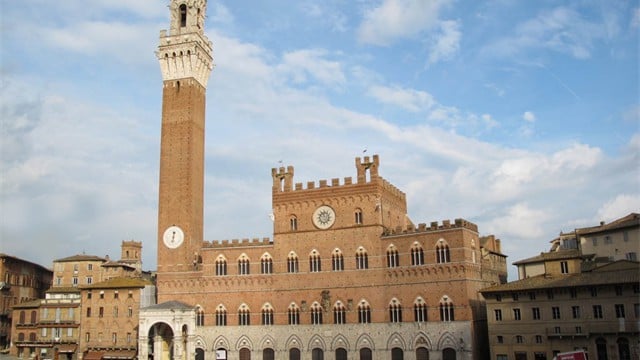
523 111 536 122
484 7 607 59
596 194 640 222
427 20 461 64
485 203 550 239
357 0 450 46
632 7 640 28
367 85 435 112
278 49 346 87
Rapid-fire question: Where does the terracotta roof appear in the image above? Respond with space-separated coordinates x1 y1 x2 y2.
481 260 639 293
79 277 153 289
101 261 135 269
0 253 52 272
143 300 194 310
11 299 42 308
54 254 106 262
46 287 81 294
512 249 590 265
576 212 640 235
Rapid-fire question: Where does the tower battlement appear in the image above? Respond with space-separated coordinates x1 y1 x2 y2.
272 154 404 200
383 218 478 236
202 237 273 248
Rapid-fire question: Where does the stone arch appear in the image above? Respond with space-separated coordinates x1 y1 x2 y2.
355 333 376 351
330 334 350 351
386 332 407 350
212 335 231 352
235 335 254 351
285 334 304 352
260 334 277 350
413 332 433 350
436 332 457 350
193 335 207 351
308 334 327 351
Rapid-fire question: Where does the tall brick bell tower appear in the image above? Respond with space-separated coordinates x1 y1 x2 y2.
156 0 213 290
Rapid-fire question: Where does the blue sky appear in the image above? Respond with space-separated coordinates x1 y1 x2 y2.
1 0 638 280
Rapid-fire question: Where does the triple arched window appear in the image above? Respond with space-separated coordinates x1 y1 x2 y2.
436 241 451 263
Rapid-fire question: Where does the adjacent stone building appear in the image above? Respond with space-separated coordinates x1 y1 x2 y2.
0 254 52 350
9 241 152 360
140 1 508 360
480 213 640 360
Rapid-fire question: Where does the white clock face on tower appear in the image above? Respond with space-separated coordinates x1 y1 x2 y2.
163 226 184 249
313 205 336 229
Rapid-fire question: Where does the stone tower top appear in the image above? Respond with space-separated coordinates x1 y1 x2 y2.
157 0 214 87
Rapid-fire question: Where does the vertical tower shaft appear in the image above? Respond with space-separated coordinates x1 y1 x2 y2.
156 0 213 281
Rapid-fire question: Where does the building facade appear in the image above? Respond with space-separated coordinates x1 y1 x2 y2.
9 241 151 360
481 261 639 360
481 213 640 360
0 254 52 350
79 278 156 360
10 287 81 360
140 1 508 360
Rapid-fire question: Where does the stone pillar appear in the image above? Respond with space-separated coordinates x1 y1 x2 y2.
138 336 149 360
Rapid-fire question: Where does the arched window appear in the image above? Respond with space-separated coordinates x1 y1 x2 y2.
411 243 424 265
416 347 429 360
387 245 399 268
414 297 428 322
29 333 36 341
335 348 348 360
389 298 402 323
356 247 368 269
439 296 454 321
332 249 344 271
289 348 301 360
261 254 273 274
287 252 299 273
309 250 321 272
239 348 251 360
179 4 187 27
17 333 24 342
359 348 372 360
215 256 227 276
290 216 298 231
392 348 404 360
238 255 250 275
596 338 607 360
436 240 450 263
617 338 630 360
442 348 456 360
238 304 250 326
263 349 275 360
215 305 227 326
261 304 274 325
288 303 300 325
358 300 371 323
30 310 36 324
196 306 205 326
355 209 363 224
310 302 323 324
334 302 346 324
312 348 324 360
19 311 25 324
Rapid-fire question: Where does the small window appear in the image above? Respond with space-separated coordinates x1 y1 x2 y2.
615 304 625 318
535 335 543 343
290 216 298 231
572 306 581 319
593 305 603 319
179 4 187 27
355 209 363 225
513 308 521 320
516 335 523 343
532 307 541 320
560 261 569 274
552 306 560 319
497 336 503 344
495 309 502 321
